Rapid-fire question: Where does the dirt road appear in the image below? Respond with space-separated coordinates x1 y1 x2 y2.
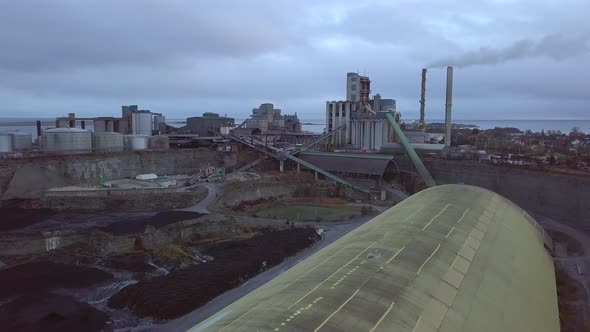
180 183 220 214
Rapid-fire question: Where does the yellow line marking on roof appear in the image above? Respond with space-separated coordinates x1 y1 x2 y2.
407 206 425 224
411 315 422 332
217 302 262 331
288 242 376 309
444 226 455 238
313 289 360 332
421 204 451 231
284 244 351 288
417 244 441 275
456 208 470 224
387 246 406 264
368 301 395 332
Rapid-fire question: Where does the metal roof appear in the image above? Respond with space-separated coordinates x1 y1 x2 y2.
298 153 393 176
190 184 559 332
299 151 394 160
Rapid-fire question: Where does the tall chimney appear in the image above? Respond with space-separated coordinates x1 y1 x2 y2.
445 66 453 146
36 120 42 138
419 68 427 130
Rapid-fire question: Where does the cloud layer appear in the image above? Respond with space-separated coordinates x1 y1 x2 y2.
0 0 589 120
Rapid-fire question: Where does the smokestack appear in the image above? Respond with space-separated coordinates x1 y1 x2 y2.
419 68 426 130
36 120 42 138
445 66 453 146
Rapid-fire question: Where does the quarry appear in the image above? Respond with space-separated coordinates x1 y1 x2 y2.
0 144 588 331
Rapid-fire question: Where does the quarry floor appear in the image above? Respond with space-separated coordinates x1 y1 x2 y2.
0 178 381 332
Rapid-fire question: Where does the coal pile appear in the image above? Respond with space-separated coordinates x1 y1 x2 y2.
0 261 113 298
109 228 320 319
103 252 156 273
98 210 205 235
0 293 108 332
0 208 55 232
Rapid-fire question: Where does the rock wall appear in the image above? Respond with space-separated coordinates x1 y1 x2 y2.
41 186 208 211
428 159 590 227
0 214 297 257
0 149 237 201
220 181 300 208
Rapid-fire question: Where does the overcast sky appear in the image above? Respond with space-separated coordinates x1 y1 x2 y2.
0 0 588 120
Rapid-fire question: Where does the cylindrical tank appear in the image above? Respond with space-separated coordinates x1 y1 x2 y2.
93 132 124 152
148 135 169 149
9 131 32 151
124 135 149 151
131 111 153 136
153 115 166 131
0 132 13 153
42 128 92 154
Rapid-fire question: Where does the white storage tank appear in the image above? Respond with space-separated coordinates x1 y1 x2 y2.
42 128 92 154
124 135 149 151
9 131 32 151
148 135 169 149
131 111 153 136
93 132 124 152
0 132 13 153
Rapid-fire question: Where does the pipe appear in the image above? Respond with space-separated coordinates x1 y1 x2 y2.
420 68 426 130
445 66 453 147
36 120 42 138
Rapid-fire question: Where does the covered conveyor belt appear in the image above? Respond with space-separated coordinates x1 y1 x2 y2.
190 184 558 332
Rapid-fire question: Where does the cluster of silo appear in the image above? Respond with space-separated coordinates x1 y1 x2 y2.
0 131 33 153
93 132 124 152
41 128 92 154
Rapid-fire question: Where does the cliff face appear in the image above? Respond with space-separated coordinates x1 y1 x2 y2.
0 149 235 201
428 159 590 228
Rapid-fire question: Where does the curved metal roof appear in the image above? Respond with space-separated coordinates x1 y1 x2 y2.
190 184 559 332
298 153 393 176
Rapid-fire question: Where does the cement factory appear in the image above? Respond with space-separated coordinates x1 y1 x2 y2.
0 68 588 332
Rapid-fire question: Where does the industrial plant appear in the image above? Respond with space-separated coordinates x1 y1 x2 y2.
0 68 588 332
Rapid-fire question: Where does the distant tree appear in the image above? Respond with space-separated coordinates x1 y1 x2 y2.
524 129 533 136
549 154 556 165
541 129 546 137
471 128 480 135
571 127 582 135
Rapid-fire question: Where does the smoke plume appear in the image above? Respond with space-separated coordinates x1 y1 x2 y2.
427 34 590 68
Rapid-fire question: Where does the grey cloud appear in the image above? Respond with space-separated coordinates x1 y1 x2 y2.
427 34 590 68
0 1 303 72
0 0 589 120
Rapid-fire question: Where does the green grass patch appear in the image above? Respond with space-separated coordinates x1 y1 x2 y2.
254 204 362 221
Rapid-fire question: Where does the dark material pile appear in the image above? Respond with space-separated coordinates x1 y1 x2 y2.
103 252 156 273
0 208 55 232
109 228 320 319
98 210 205 235
0 294 108 332
0 261 113 298
0 262 113 331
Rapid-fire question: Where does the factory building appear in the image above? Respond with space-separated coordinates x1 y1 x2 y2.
245 103 301 133
56 105 165 137
346 72 371 102
327 73 398 150
186 112 235 137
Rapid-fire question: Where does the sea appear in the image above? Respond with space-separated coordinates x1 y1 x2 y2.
0 118 588 140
